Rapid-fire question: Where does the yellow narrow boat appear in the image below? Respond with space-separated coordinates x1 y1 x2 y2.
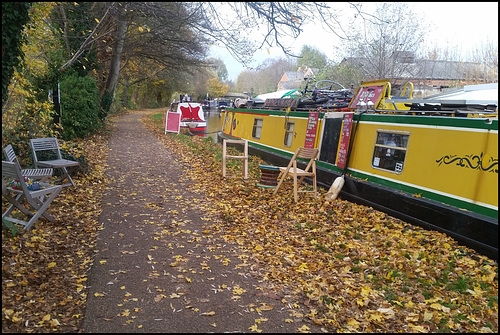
220 80 498 259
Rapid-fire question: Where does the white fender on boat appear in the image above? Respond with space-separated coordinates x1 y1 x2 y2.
325 175 344 201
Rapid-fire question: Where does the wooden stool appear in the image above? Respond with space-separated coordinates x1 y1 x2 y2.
257 165 280 188
222 139 248 179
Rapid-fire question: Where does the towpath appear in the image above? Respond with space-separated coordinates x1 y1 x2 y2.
82 110 321 333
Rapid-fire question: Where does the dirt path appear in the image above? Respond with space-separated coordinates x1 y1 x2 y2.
82 110 321 333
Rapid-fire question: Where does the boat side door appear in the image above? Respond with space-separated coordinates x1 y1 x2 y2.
221 109 235 136
318 113 346 165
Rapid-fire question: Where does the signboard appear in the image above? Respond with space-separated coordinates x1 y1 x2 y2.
348 85 385 109
304 111 319 148
165 111 181 134
336 113 354 169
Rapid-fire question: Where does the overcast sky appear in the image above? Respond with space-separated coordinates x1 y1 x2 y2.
209 2 498 82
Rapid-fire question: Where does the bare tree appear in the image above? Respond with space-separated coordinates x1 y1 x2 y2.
471 40 499 83
193 2 369 66
342 3 427 84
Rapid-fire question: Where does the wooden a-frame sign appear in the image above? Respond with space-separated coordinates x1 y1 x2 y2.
165 111 181 134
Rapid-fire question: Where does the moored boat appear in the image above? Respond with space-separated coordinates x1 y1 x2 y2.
219 79 498 259
170 101 207 136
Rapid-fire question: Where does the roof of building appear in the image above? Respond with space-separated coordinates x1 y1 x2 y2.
340 57 484 81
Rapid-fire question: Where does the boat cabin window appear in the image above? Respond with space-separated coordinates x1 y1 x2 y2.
372 131 410 173
252 118 263 139
284 121 295 147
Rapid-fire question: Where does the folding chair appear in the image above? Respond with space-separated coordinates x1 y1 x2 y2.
273 147 319 202
30 138 80 187
3 144 53 182
2 160 63 230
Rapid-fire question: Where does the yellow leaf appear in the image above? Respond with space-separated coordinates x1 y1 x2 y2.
99 260 107 265
47 262 56 268
42 314 51 321
259 303 274 311
170 293 180 299
201 311 215 316
297 324 311 333
430 303 442 310
405 313 419 322
347 319 360 328
94 292 105 297
254 245 263 251
95 18 100 23
392 300 403 307
233 286 245 295
360 286 371 297
11 315 22 323
423 311 433 321
248 324 262 333
285 318 294 323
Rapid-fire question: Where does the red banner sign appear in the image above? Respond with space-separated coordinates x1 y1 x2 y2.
304 111 319 148
336 113 354 169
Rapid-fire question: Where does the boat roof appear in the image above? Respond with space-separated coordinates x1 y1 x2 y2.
255 89 301 100
387 83 498 106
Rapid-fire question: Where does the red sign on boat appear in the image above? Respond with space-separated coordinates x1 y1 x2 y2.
304 111 319 148
336 113 354 169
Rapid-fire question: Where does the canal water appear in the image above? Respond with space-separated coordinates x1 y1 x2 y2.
205 106 222 143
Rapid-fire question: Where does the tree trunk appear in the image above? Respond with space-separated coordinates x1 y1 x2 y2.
122 84 129 107
102 3 128 99
132 86 139 106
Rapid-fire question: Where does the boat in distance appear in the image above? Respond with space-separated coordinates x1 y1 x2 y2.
219 79 498 259
170 101 207 136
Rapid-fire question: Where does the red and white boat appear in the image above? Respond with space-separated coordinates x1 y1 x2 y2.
170 101 207 136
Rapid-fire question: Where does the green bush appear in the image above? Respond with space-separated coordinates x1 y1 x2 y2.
59 73 102 139
2 99 58 168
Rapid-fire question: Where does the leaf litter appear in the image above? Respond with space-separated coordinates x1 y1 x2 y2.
2 110 497 333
